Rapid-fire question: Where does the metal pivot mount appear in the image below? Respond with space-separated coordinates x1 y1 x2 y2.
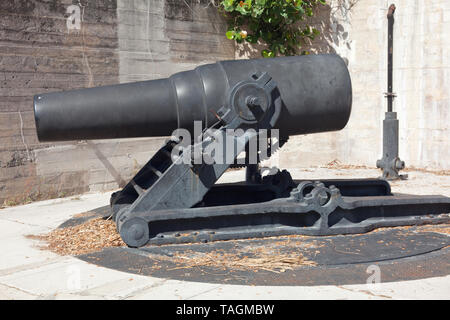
377 4 407 180
111 72 282 247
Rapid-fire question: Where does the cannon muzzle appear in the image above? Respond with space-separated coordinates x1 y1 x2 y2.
34 54 352 142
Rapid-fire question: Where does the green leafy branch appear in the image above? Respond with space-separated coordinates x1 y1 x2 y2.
219 0 327 57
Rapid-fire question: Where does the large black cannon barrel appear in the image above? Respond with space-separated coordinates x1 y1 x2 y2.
34 54 352 142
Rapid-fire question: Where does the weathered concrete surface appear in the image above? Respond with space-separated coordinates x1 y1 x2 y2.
263 0 450 171
0 168 449 300
0 0 234 205
117 0 234 83
0 0 120 204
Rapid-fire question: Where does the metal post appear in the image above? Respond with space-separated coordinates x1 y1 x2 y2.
387 4 394 112
376 4 407 180
245 137 262 184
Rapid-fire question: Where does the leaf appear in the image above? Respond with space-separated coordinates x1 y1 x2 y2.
220 0 327 56
246 34 259 43
262 49 275 58
222 0 235 12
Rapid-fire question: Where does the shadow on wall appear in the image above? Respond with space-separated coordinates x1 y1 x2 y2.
236 3 352 63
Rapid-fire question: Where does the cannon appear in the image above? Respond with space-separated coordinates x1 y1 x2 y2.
34 54 351 141
34 54 450 248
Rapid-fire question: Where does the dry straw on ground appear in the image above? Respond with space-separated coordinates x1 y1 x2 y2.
28 217 125 256
29 216 316 272
168 246 316 273
323 159 450 176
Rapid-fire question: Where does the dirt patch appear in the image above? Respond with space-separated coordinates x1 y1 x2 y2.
27 218 125 256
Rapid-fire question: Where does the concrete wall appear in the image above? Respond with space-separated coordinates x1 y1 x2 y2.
0 0 121 205
0 0 234 205
271 0 450 170
1 0 449 205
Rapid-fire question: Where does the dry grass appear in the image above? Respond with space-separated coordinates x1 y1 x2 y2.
167 246 316 273
27 218 125 256
29 216 316 272
323 159 370 170
322 159 450 176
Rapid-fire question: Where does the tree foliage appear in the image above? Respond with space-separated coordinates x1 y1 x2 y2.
219 0 327 57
